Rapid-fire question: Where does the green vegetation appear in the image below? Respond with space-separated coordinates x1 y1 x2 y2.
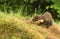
0 0 60 21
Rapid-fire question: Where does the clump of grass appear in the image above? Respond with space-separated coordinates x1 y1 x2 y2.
0 12 44 39
0 11 60 39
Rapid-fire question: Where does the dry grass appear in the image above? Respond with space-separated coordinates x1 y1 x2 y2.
0 13 60 39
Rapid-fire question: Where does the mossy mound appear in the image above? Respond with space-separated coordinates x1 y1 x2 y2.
0 13 60 39
0 13 44 39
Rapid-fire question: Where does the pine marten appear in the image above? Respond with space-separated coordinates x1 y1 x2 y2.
32 11 53 28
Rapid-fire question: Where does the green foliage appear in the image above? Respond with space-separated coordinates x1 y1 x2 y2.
0 0 60 21
24 0 36 3
51 0 60 17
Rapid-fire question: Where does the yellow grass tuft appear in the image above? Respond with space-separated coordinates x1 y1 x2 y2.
0 13 60 39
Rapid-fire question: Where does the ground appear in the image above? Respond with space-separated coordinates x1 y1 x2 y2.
0 13 60 39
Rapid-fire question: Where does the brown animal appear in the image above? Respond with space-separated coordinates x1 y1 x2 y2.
32 11 53 28
42 11 53 28
32 15 42 22
32 14 44 25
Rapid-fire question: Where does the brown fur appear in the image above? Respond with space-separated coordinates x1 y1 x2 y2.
32 11 53 28
42 11 53 28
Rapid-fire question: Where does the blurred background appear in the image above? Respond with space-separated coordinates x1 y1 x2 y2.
0 0 60 22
